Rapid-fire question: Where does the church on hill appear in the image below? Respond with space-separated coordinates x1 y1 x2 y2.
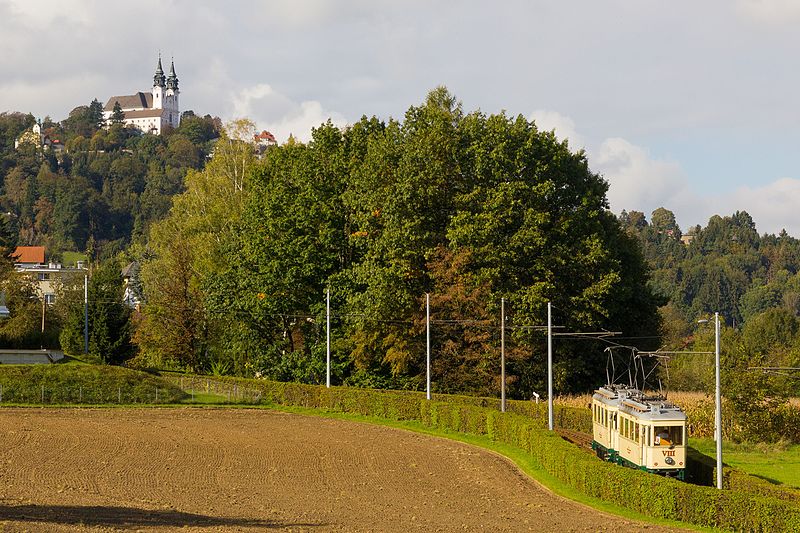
102 56 180 135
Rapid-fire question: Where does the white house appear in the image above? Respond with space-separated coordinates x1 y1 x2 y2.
12 246 86 305
103 56 180 135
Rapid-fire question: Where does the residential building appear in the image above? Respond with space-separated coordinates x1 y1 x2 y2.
12 246 85 304
253 130 277 157
121 262 142 310
14 121 65 153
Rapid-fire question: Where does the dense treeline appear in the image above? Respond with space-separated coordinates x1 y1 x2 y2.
620 207 800 435
0 105 220 351
134 89 660 398
0 105 220 258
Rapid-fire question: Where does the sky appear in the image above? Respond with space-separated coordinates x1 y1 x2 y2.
2 0 799 235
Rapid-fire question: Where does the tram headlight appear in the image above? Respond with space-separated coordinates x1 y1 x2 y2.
665 456 675 466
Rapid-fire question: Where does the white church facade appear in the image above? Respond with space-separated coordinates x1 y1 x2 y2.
103 56 180 135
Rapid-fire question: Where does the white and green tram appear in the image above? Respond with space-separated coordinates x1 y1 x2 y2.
591 385 687 480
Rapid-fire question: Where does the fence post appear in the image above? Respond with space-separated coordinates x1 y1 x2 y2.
191 387 194 401
155 387 159 403
0 384 3 403
41 385 45 404
79 386 82 403
118 387 121 404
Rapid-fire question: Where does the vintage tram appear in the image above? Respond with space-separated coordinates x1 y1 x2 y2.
591 384 687 480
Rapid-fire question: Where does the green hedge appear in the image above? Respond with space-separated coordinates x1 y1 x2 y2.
194 377 800 532
726 468 800 505
0 365 186 404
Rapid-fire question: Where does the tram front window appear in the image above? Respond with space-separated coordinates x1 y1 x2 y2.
654 426 683 446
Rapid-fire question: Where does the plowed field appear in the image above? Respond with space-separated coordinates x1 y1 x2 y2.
0 408 684 532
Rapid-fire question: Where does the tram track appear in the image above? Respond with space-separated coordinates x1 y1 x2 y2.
555 428 594 453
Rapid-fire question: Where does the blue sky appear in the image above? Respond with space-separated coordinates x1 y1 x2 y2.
2 0 799 235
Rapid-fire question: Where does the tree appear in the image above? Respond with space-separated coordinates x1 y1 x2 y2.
205 122 349 379
88 99 104 130
0 273 46 348
418 246 505 395
134 120 259 372
61 260 132 363
110 101 125 125
134 225 209 371
176 112 221 145
650 207 680 235
128 89 667 392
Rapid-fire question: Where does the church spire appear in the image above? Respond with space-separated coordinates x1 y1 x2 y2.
166 59 179 91
153 55 166 88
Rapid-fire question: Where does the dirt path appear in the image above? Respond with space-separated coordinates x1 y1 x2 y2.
0 408 684 532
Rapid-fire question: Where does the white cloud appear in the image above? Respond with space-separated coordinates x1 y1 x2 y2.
0 74 108 119
592 136 800 236
529 111 800 236
529 110 584 149
735 0 800 24
720 178 800 235
5 0 95 28
228 83 347 143
231 84 278 118
592 137 692 216
251 0 338 29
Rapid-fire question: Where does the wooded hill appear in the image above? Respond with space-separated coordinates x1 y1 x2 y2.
0 104 221 259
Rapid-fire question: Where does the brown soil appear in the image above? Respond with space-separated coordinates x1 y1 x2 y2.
0 408 684 532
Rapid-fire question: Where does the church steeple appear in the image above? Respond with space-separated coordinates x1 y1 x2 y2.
153 55 166 88
166 60 179 91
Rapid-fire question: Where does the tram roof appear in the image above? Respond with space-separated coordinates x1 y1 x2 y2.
593 385 687 422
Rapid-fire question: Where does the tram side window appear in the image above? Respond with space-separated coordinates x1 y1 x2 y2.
635 422 640 443
654 425 683 446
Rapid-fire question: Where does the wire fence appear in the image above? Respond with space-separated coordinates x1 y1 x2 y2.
0 377 264 406
0 383 178 405
169 376 265 404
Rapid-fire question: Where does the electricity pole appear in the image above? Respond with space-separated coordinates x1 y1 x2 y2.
548 301 553 431
501 297 506 413
84 273 89 354
426 293 431 400
326 288 331 388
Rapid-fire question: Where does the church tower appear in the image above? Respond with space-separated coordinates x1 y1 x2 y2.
164 60 180 127
152 56 166 110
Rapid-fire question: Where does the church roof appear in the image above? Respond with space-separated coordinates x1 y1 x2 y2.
122 109 165 119
103 92 153 111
